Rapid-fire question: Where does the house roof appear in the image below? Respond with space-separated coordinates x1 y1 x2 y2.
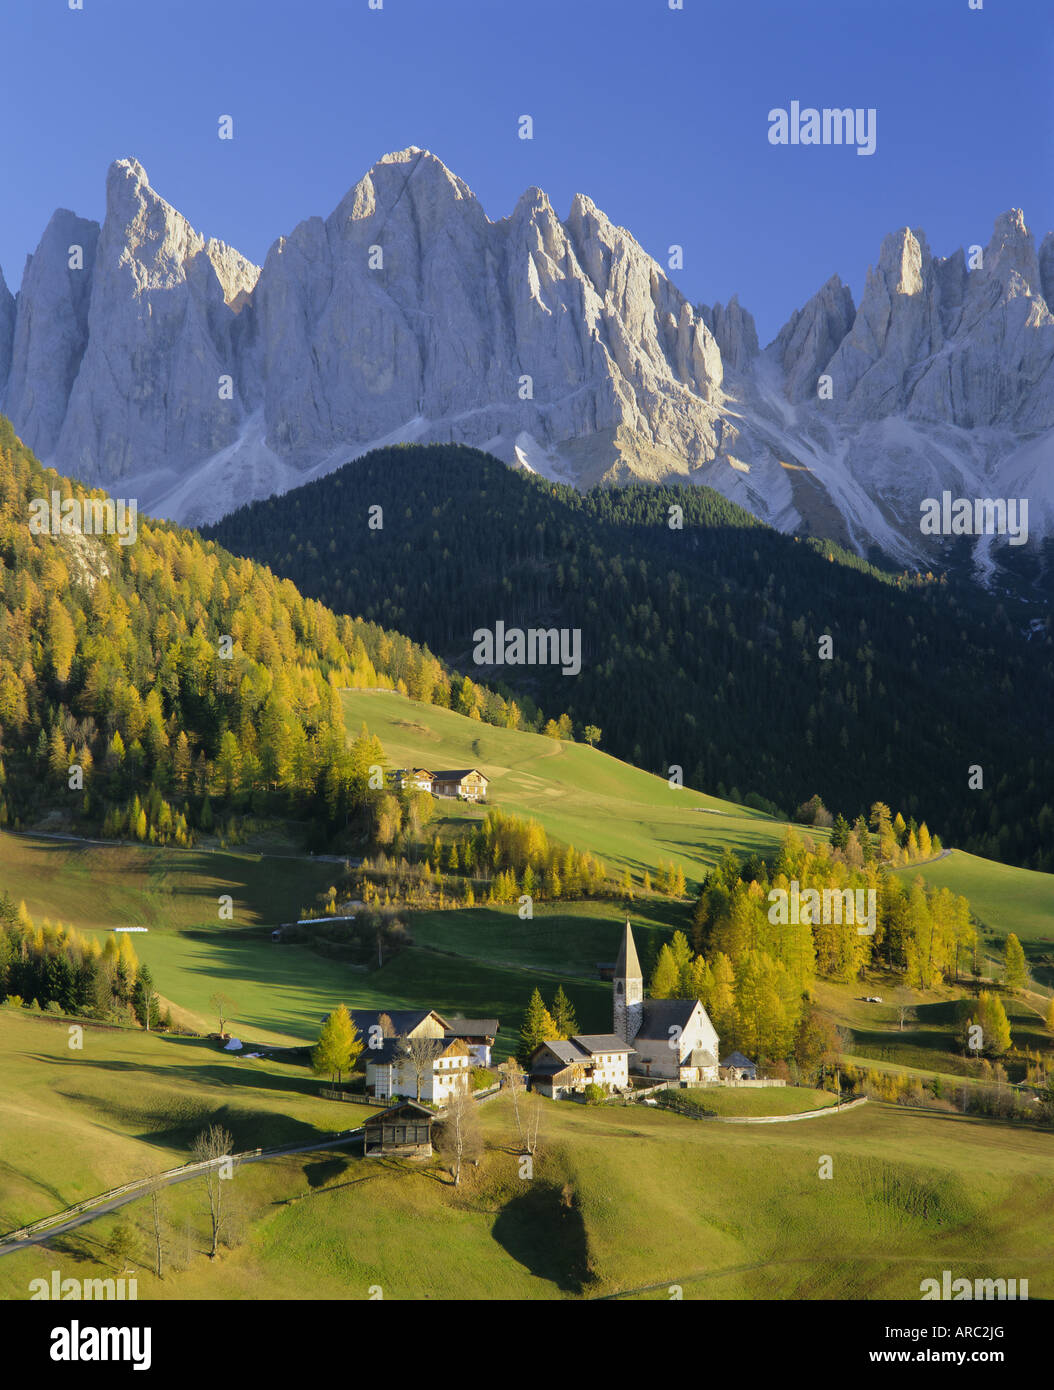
721 1051 756 1069
364 1100 434 1125
444 1018 500 1038
534 1039 584 1066
572 1033 636 1056
364 1035 468 1066
615 921 642 981
348 1008 450 1038
532 1036 636 1068
430 768 488 782
636 999 703 1040
529 1058 580 1079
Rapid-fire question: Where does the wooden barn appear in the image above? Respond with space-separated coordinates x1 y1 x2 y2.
363 1101 435 1158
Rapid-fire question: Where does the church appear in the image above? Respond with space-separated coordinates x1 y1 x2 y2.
613 921 720 1083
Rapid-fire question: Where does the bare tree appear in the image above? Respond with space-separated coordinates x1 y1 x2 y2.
192 1124 233 1258
404 1035 442 1101
208 991 237 1036
499 1059 541 1156
147 1177 166 1280
436 1085 481 1186
897 1005 916 1033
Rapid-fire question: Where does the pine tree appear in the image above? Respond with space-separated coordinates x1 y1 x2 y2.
1003 933 1028 991
519 988 557 1062
551 986 578 1040
311 1004 362 1085
649 944 679 999
974 991 1012 1056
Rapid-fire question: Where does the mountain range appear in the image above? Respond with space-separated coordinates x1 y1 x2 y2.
2 147 1052 570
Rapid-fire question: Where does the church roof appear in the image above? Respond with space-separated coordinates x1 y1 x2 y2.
636 998 703 1040
615 921 642 981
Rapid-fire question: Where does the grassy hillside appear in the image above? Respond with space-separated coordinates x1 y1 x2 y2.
895 848 1054 958
342 688 807 885
2 1089 1050 1301
0 1009 368 1232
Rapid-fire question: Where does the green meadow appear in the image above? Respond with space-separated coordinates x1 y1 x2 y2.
3 1091 1050 1301
0 1008 371 1234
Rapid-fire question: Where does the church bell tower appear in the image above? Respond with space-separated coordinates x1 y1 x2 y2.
613 919 644 1042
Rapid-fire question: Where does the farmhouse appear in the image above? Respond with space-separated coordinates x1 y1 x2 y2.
349 1008 448 1044
390 768 435 793
366 1035 472 1104
529 1034 636 1099
430 768 489 801
443 1018 499 1067
343 1008 479 1104
613 921 720 1083
363 1101 435 1158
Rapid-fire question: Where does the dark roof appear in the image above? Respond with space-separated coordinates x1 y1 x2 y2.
362 1038 407 1065
364 1100 434 1126
532 1036 636 1067
615 921 642 981
348 1008 450 1037
529 1058 580 1079
430 768 488 782
534 1039 584 1066
364 1035 467 1066
444 1018 500 1038
720 1051 756 1069
636 999 702 1040
572 1033 636 1055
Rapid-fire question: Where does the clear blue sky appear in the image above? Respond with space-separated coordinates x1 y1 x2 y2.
1 0 1051 344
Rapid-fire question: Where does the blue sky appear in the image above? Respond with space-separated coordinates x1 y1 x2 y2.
1 0 1051 343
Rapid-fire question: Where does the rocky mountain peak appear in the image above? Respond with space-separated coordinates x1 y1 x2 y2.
981 207 1041 292
1 152 1049 570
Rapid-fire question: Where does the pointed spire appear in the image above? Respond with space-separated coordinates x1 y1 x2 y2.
616 919 642 981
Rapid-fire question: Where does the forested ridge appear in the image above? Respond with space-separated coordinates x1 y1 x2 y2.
207 443 1054 871
0 419 562 850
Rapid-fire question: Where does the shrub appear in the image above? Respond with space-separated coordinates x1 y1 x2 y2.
582 1083 606 1105
470 1067 495 1092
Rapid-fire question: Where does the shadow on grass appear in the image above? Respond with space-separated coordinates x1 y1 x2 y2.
491 1182 593 1294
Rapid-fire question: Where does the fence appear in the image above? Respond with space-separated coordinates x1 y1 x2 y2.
1 1148 263 1247
318 1088 376 1104
721 1078 788 1088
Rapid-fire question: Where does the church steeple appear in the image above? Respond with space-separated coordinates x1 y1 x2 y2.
613 919 644 1042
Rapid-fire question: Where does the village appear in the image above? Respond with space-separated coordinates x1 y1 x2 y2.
343 921 773 1159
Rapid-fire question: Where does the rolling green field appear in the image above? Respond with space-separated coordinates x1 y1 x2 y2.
0 1009 369 1234
684 1085 839 1116
3 1091 1050 1301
